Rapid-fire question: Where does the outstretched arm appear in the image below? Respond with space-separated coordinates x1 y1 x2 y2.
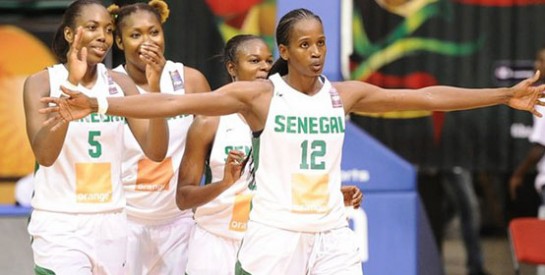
176 116 244 210
41 80 272 130
112 71 169 162
338 71 545 116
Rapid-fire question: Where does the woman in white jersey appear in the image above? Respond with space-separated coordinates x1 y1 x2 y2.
23 0 168 274
43 8 545 275
181 34 363 275
108 1 210 274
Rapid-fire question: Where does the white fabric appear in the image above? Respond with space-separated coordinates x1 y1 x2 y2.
194 114 253 240
29 209 127 275
249 73 347 232
125 216 194 275
15 174 33 207
115 61 193 224
186 224 242 275
31 63 126 213
237 221 362 275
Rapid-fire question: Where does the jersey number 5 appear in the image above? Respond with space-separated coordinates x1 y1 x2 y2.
88 131 102 158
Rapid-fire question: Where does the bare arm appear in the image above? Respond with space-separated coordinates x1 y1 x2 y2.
183 66 211 95
337 72 545 116
509 143 545 199
44 80 273 131
111 71 169 162
176 116 244 210
24 71 69 166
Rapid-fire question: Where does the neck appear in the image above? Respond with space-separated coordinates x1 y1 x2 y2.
80 65 99 89
283 73 322 95
125 63 151 91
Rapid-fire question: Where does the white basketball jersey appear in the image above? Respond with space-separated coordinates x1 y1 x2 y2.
194 114 253 240
250 73 347 232
32 63 126 213
116 61 193 224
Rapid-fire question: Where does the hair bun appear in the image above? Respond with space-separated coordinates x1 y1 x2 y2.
148 0 170 23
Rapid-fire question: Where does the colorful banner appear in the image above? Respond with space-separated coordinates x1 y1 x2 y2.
350 0 545 172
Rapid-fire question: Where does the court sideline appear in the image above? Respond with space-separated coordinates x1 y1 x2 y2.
0 216 537 275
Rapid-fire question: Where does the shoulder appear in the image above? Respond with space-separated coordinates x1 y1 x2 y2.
221 79 273 101
26 69 49 85
183 66 207 82
108 69 138 96
24 69 50 96
183 66 210 93
108 69 131 83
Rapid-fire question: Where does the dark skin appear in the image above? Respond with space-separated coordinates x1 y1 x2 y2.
509 49 545 200
24 3 168 166
42 17 545 130
115 9 210 95
176 38 362 210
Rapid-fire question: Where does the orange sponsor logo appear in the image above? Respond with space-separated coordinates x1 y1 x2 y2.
135 157 173 192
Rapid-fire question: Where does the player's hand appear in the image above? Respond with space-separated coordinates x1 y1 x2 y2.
139 42 166 92
508 70 545 117
341 185 363 209
66 27 88 85
39 86 94 130
222 150 246 186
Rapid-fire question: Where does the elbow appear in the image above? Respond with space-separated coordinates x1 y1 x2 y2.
146 151 167 162
175 192 190 210
34 152 58 167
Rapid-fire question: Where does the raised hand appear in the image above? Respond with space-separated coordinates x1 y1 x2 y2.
508 70 545 117
341 185 363 209
223 150 246 186
66 27 88 84
139 42 166 92
40 86 94 130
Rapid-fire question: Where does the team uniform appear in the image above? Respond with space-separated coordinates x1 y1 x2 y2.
236 73 362 275
115 61 195 275
530 105 545 195
186 114 253 275
28 63 128 275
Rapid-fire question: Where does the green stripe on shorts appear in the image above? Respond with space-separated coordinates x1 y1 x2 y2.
235 260 252 275
34 265 55 275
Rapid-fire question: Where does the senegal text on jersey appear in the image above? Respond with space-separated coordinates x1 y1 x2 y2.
76 113 125 123
274 115 345 134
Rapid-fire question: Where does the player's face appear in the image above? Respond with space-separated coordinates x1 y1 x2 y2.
117 10 165 71
71 4 114 65
280 18 326 78
230 39 273 81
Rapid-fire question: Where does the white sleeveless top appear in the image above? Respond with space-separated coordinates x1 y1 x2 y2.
249 73 347 232
194 114 253 240
32 63 126 213
116 61 193 224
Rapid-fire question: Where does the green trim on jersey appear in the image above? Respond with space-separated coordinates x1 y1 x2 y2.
203 162 213 185
34 265 55 275
235 260 252 275
248 137 260 191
